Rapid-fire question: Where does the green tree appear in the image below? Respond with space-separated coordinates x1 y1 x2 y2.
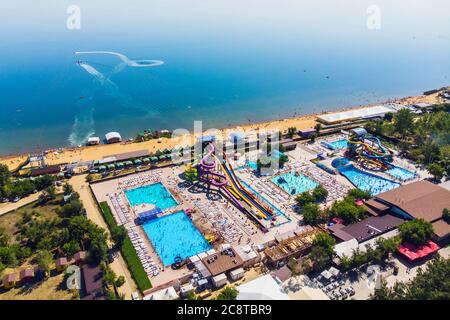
347 189 371 200
301 203 323 225
0 227 10 247
314 123 322 133
442 208 450 223
36 249 53 276
399 219 433 245
115 275 125 288
384 112 394 122
216 286 239 300
393 108 414 139
184 165 198 183
295 192 315 207
427 163 445 182
312 185 328 202
185 291 198 300
63 183 74 196
111 225 127 247
309 132 318 143
287 127 297 138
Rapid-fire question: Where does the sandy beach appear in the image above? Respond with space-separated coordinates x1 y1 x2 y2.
1 88 446 171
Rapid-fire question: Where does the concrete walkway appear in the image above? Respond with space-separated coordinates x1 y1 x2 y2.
0 192 42 216
69 174 138 299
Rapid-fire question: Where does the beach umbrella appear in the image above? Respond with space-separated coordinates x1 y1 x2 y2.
134 159 142 165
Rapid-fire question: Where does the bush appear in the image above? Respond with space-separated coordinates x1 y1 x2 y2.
216 287 239 300
295 192 315 207
99 202 152 292
301 203 323 225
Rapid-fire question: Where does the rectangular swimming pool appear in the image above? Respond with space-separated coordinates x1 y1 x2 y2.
124 182 177 210
142 211 211 266
271 172 318 195
386 166 417 181
339 165 400 195
322 139 348 150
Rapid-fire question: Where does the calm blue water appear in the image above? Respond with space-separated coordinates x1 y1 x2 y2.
339 164 400 195
386 166 417 181
124 182 177 209
323 139 348 150
1 0 450 154
272 172 318 195
142 211 211 266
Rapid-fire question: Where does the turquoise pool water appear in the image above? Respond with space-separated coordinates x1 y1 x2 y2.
386 166 417 181
339 165 400 195
124 182 177 210
142 211 211 266
271 172 318 195
322 139 348 150
271 149 284 159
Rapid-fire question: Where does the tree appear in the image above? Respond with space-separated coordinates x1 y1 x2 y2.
62 241 81 256
314 123 322 133
312 232 336 256
295 192 315 207
185 291 198 300
371 256 450 300
287 127 297 138
309 132 318 143
393 108 414 139
330 197 365 224
309 246 332 271
216 286 239 300
60 199 83 217
427 163 445 182
301 203 323 225
384 112 394 122
63 183 74 196
36 250 53 276
376 236 401 259
312 185 328 202
184 165 198 183
115 276 125 288
111 225 127 247
347 189 371 200
442 208 450 223
0 227 10 247
399 219 434 245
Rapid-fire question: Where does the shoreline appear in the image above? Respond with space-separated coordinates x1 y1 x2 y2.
1 87 447 171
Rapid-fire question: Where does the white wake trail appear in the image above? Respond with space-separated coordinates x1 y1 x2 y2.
75 51 164 67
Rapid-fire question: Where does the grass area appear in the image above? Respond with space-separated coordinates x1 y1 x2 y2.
0 197 61 245
98 201 152 292
0 272 74 300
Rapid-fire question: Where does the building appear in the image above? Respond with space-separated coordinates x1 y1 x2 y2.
236 274 289 300
144 286 179 300
200 248 244 277
81 264 105 300
229 268 245 281
74 251 86 265
55 257 68 272
328 214 405 243
2 273 16 289
317 105 397 125
105 132 122 144
19 268 34 284
29 165 61 177
87 137 100 145
373 181 450 242
280 138 297 151
212 273 228 288
288 286 330 300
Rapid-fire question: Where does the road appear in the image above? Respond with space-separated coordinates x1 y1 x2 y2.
69 174 138 299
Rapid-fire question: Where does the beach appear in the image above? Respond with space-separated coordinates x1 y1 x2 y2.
0 88 446 172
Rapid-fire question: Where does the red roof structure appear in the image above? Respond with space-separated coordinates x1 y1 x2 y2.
398 241 440 261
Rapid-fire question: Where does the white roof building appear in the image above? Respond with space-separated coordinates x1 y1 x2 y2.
144 286 179 300
236 274 290 300
317 105 397 124
87 137 100 145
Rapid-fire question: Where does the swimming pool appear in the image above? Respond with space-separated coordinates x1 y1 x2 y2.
386 166 417 181
124 182 177 210
142 211 211 266
338 165 400 195
271 149 284 159
271 172 318 195
322 139 348 150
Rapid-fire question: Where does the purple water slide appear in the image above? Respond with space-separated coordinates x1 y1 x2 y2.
198 144 244 209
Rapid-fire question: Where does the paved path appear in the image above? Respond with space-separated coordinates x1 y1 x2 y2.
69 174 138 299
0 192 42 216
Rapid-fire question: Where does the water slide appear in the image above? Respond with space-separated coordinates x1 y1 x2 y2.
348 135 393 168
198 145 244 210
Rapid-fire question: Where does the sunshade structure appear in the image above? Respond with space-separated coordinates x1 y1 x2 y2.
142 158 150 163
124 161 133 166
134 159 142 165
107 164 115 170
398 241 440 261
98 165 106 171
320 270 333 280
150 156 158 163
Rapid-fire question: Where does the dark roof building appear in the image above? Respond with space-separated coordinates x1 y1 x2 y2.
19 268 34 283
81 264 105 300
329 214 405 243
29 165 61 177
373 180 450 241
